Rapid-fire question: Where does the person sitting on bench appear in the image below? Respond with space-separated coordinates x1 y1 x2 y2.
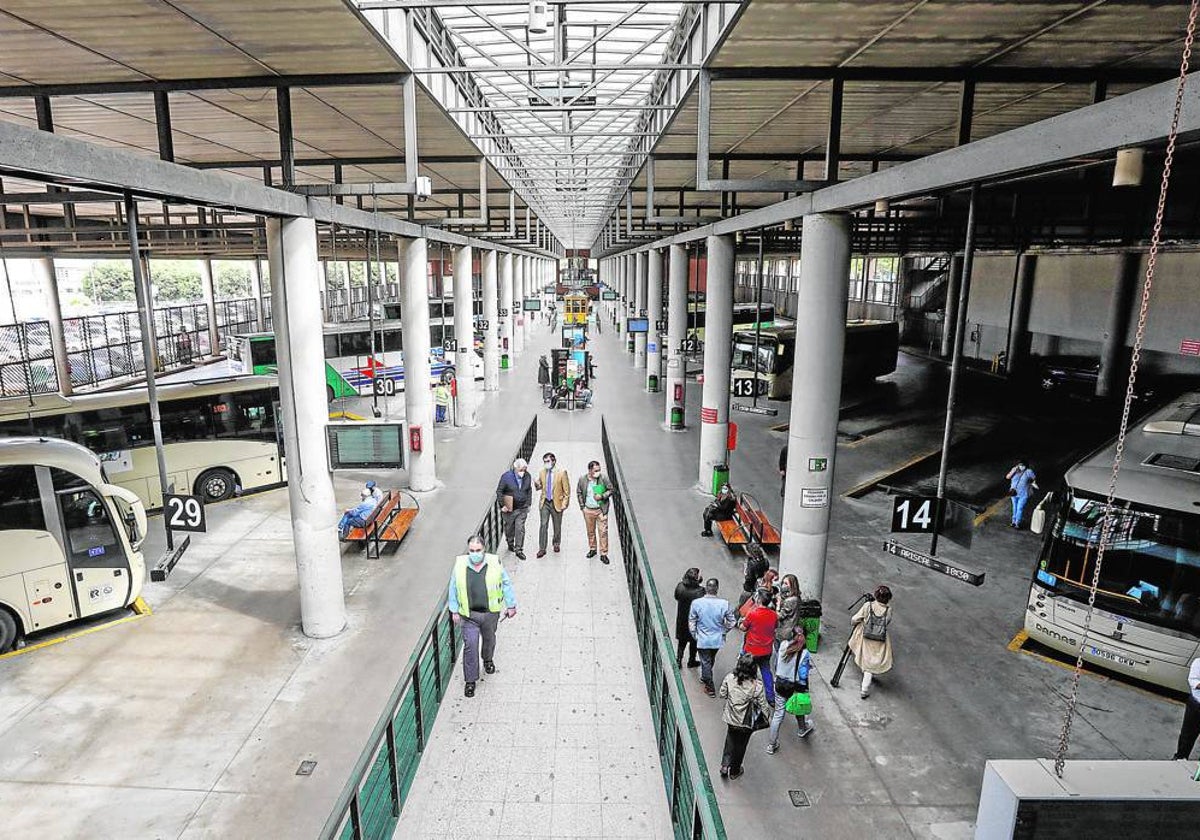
701 484 737 537
338 494 380 540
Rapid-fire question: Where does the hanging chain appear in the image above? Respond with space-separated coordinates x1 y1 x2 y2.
1054 0 1198 779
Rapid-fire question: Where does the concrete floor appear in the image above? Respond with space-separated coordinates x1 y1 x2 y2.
395 438 673 840
0 307 1187 840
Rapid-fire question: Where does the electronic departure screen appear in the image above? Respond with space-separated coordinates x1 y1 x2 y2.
601 291 617 300
327 424 405 470
626 318 649 333
523 298 543 311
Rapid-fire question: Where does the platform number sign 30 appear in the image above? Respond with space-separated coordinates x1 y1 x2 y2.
373 376 397 397
890 495 939 534
165 493 207 533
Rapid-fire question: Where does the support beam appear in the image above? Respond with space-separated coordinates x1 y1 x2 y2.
403 73 419 185
153 91 174 163
646 248 663 392
664 243 687 429
0 72 408 98
198 258 219 356
482 249 499 392
779 213 851 601
825 78 843 182
265 215 347 638
634 251 648 369
1005 253 1036 377
276 88 295 188
698 234 733 491
401 236 437 490
31 257 71 396
500 252 515 368
34 96 53 132
1097 251 1140 398
957 79 976 147
708 66 1175 85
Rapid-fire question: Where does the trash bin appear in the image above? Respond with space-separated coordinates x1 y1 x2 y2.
670 406 684 430
501 354 510 370
647 374 659 392
711 463 730 496
798 599 823 652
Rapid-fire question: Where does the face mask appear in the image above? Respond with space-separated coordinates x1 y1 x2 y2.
468 550 484 564
544 461 553 468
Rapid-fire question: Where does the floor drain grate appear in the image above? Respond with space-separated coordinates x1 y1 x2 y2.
296 760 318 776
788 789 811 808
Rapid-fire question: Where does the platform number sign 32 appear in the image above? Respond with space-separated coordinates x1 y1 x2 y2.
164 493 207 533
890 495 939 534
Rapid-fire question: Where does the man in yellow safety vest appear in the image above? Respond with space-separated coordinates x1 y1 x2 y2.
447 534 517 698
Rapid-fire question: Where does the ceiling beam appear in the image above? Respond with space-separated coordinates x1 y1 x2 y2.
0 72 409 98
708 66 1176 85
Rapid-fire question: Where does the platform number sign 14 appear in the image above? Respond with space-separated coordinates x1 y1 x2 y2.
890 495 939 534
164 493 207 533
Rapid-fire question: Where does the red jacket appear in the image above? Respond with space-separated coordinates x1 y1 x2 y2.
742 606 778 657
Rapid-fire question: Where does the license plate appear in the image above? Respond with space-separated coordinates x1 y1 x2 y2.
1087 646 1137 668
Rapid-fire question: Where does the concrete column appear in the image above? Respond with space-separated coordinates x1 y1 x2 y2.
1005 253 1037 377
1097 251 1140 399
452 245 477 427
523 256 533 342
482 249 499 391
665 244 687 427
646 249 662 388
198 258 219 356
634 251 648 368
940 255 963 358
698 235 734 490
500 252 515 366
401 236 437 490
780 214 852 601
250 258 267 330
513 256 526 354
32 257 72 396
265 217 346 639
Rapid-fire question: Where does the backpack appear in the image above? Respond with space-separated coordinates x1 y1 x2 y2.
862 605 891 642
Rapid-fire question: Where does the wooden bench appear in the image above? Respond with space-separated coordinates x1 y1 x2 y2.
341 489 420 558
715 492 781 546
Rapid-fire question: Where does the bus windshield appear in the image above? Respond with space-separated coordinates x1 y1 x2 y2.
1037 490 1200 636
731 338 775 374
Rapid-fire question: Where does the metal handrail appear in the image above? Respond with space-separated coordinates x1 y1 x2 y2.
600 417 727 840
322 414 538 840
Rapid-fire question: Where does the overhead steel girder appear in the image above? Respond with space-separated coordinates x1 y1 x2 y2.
708 66 1178 85
0 72 409 98
439 158 489 227
597 75 1200 255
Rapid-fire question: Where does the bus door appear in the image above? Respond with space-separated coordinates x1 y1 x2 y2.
39 467 135 619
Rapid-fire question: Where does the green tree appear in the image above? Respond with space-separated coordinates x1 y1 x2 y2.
149 261 203 302
214 262 252 299
82 261 135 304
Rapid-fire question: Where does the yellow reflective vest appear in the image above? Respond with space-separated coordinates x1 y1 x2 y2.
453 554 505 616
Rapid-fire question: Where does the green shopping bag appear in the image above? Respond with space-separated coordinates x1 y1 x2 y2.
784 691 812 716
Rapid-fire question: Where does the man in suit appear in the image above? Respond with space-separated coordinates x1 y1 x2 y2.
534 451 571 558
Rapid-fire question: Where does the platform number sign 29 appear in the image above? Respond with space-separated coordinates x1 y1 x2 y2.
164 493 206 533
890 495 939 534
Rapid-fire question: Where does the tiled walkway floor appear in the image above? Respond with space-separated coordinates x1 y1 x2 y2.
394 440 673 839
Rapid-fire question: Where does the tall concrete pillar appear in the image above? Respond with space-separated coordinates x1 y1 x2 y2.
32 257 72 396
634 251 648 368
646 249 662 388
780 214 851 601
524 256 534 341
1005 253 1037 378
250 258 267 330
698 235 734 490
198 258 219 356
513 256 526 354
1097 251 1140 399
452 246 478 427
401 236 437 491
500 252 515 366
941 255 963 358
665 244 687 427
265 217 346 639
482 249 499 391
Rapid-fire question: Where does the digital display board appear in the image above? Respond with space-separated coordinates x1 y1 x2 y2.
626 317 649 333
601 290 617 300
327 424 405 470
523 298 542 312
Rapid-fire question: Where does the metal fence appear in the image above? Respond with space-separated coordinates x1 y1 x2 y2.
0 321 56 397
324 284 401 324
215 298 260 343
322 415 538 840
600 418 727 840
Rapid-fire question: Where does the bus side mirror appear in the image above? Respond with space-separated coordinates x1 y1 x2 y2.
102 483 148 551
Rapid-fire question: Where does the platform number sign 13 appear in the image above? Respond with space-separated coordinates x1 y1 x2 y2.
164 493 207 533
732 377 758 397
890 495 938 534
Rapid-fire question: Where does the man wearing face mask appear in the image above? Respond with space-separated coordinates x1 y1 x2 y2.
576 459 614 565
496 458 534 559
534 452 571 557
447 534 517 698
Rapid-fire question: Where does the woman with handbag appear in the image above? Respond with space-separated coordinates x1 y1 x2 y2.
772 574 801 667
848 585 894 699
718 653 773 780
767 625 815 755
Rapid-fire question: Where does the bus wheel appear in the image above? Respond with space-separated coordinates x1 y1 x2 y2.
326 384 335 403
0 608 18 654
196 468 237 503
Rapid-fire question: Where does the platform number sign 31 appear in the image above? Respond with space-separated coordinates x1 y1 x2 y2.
890 495 939 534
165 493 207 533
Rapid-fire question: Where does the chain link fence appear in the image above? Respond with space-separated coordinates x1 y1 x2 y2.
0 321 57 397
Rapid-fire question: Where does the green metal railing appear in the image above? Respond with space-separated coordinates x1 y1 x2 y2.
601 418 727 840
321 415 538 840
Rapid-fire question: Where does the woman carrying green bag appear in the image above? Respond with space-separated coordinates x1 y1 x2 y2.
766 625 814 755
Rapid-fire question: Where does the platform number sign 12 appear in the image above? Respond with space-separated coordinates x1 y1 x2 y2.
890 495 938 534
164 493 207 533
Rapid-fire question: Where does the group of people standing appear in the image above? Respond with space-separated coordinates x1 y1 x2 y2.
495 455 614 564
675 559 896 779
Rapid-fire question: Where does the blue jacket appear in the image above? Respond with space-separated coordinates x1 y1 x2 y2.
497 469 533 510
689 595 737 650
